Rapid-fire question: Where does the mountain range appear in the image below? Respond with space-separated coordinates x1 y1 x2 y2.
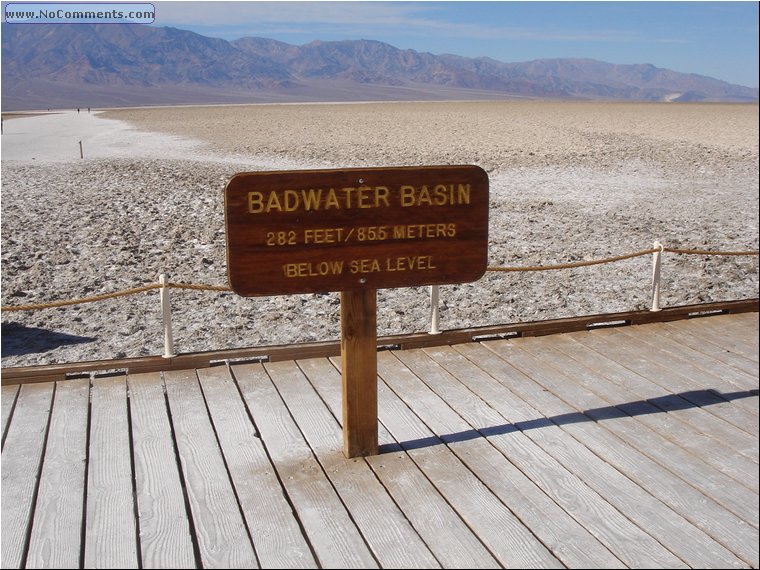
2 23 758 110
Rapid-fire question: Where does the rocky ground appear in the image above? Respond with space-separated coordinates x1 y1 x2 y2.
2 101 757 367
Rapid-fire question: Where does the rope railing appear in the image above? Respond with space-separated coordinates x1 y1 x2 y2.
0 282 232 312
663 247 760 256
1 284 162 312
485 246 759 273
1 244 757 356
163 282 233 292
486 247 661 272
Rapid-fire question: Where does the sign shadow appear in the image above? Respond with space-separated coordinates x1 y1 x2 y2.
382 388 759 453
1 322 97 356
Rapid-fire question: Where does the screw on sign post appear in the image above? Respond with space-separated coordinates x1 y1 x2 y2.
225 165 489 457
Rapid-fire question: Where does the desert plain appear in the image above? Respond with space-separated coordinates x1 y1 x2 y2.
1 100 758 367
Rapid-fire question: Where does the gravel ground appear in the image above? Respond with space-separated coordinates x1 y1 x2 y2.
2 101 758 367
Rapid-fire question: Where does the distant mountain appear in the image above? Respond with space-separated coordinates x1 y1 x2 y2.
2 23 757 110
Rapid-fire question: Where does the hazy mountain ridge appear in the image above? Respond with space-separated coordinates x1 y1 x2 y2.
2 23 757 110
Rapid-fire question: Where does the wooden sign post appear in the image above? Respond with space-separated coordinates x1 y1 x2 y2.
225 165 489 457
341 289 378 457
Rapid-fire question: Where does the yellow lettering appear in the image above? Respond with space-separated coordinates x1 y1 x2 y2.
419 255 436 269
283 190 300 212
397 183 471 207
357 186 373 208
376 186 390 207
417 185 433 206
304 227 345 244
350 259 381 274
434 184 449 205
400 185 416 207
325 188 341 209
248 191 264 213
343 187 356 208
266 191 283 212
391 223 457 239
385 255 437 272
247 186 399 213
283 261 343 278
458 183 471 204
301 188 321 210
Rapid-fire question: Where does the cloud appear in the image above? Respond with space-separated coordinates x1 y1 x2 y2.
153 1 686 46
154 1 434 28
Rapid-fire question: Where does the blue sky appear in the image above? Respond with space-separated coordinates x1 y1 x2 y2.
151 1 759 88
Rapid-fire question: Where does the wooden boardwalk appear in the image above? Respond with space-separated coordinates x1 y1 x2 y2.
2 312 758 569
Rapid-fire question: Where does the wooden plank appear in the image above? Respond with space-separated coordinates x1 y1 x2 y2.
609 325 759 445
84 375 139 569
375 351 565 569
264 359 439 568
365 448 501 568
1 383 20 449
0 373 67 385
162 369 258 569
483 338 759 527
698 312 759 340
454 341 759 567
699 312 760 340
196 365 317 569
616 325 758 420
2 304 756 386
656 320 759 381
25 379 89 569
297 356 502 569
296 357 399 449
0 382 55 569
521 332 759 488
127 372 196 569
684 315 759 359
372 381 562 570
391 346 628 569
546 326 758 442
560 322 759 430
341 289 378 457
231 362 379 569
552 328 758 452
475 339 753 568
570 327 760 476
615 322 757 392
731 311 760 333
399 347 696 569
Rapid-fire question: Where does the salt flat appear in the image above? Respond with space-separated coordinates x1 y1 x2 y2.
102 100 759 172
1 101 758 367
1 110 207 163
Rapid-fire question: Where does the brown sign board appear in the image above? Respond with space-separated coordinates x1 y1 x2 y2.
225 165 489 296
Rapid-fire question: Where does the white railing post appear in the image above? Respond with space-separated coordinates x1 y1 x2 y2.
159 273 176 357
650 242 664 312
429 285 441 334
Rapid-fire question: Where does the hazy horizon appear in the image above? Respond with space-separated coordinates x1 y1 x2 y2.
147 1 759 88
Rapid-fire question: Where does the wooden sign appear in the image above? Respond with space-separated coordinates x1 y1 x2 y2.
225 165 489 458
224 165 489 296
